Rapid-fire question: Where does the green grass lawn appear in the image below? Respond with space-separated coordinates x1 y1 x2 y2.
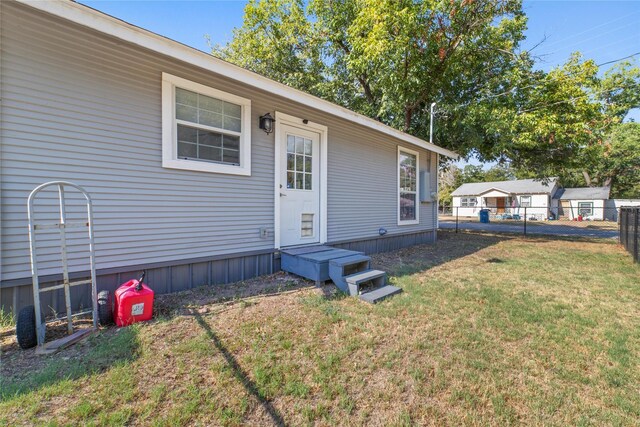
2 231 639 426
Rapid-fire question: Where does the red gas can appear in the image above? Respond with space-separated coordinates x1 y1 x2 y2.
113 272 154 327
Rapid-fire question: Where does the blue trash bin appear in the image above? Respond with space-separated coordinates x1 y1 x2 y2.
479 209 490 224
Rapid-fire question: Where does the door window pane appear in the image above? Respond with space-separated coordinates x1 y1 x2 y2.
286 133 313 190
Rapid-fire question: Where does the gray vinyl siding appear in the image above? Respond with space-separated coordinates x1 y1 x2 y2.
0 2 438 283
327 134 436 242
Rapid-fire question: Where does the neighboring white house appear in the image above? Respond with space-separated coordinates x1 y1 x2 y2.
451 178 559 219
554 187 610 220
451 179 624 222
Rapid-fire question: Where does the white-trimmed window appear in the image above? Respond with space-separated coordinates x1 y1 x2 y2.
162 73 252 175
520 195 532 207
461 197 478 207
398 147 419 225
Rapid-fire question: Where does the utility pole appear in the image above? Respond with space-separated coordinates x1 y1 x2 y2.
429 102 436 145
430 102 438 229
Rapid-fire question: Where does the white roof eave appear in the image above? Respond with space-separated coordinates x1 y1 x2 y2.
18 0 459 159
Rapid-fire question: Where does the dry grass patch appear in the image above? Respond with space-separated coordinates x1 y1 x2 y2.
1 231 639 426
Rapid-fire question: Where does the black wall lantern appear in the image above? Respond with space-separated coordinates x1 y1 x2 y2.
259 113 275 134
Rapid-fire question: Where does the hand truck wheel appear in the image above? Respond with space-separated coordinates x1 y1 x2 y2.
16 305 44 349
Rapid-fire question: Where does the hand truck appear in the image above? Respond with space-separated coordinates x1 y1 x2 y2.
16 181 98 354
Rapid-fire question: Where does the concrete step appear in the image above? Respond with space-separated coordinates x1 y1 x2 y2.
359 285 403 304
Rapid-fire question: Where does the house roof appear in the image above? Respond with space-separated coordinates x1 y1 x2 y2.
17 0 458 159
554 187 610 200
451 178 558 197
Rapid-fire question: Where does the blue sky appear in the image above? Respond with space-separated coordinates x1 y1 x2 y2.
80 0 639 167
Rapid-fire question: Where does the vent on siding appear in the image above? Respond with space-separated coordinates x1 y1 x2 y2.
301 213 314 237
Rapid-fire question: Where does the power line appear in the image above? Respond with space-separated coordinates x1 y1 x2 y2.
596 51 640 68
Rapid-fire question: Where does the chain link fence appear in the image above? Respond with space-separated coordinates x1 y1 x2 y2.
440 206 620 239
619 207 639 263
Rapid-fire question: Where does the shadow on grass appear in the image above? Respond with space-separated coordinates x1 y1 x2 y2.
193 312 286 427
371 230 510 279
0 326 140 401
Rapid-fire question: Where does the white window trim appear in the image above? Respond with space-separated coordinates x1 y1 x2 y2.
398 146 420 226
161 72 252 176
520 195 532 207
274 112 328 249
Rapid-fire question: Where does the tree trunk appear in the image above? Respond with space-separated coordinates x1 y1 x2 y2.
404 108 413 132
582 171 592 186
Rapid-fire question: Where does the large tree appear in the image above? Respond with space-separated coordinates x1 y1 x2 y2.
215 0 640 190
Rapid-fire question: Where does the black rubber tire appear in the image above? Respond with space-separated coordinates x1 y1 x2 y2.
16 305 38 349
97 290 113 326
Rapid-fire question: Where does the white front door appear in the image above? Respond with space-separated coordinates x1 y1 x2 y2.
279 124 320 247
